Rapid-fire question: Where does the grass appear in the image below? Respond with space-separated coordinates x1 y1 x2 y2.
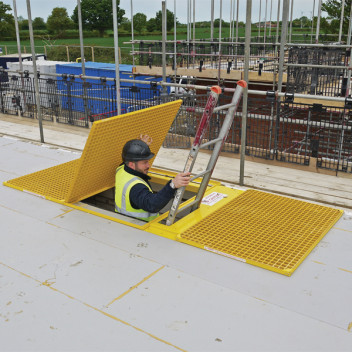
1 26 312 49
0 26 314 63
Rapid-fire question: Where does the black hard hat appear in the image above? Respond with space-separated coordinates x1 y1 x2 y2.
122 139 155 162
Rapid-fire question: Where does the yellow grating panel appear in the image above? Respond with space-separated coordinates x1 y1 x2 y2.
178 190 343 276
5 159 80 200
66 100 182 203
4 101 181 203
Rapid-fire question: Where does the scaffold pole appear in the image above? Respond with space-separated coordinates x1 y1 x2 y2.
26 0 44 143
239 0 252 186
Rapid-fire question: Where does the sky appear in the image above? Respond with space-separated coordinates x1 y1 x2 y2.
3 0 322 24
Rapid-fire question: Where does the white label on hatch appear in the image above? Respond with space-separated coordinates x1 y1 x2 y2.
201 192 228 206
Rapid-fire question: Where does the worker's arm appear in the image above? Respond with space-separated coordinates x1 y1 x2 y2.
130 182 176 213
130 173 191 213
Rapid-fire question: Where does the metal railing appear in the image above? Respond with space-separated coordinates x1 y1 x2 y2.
164 91 352 174
1 74 351 174
286 46 348 97
0 75 165 127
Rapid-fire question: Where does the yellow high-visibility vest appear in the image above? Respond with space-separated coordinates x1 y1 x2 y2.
115 165 158 222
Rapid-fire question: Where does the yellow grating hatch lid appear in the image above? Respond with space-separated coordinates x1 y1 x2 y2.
178 190 343 276
4 100 182 203
5 160 79 201
66 100 182 203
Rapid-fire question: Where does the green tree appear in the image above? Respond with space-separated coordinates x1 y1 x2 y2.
47 7 72 35
133 13 147 34
292 16 310 28
32 17 46 30
300 16 310 28
214 18 226 28
120 17 131 31
20 19 29 30
322 0 351 34
72 0 125 36
0 1 15 38
317 17 334 34
146 18 156 32
154 9 176 31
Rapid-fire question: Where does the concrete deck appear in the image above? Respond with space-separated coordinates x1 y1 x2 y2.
1 115 352 351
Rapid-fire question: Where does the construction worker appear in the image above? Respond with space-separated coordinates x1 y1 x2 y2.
115 135 191 222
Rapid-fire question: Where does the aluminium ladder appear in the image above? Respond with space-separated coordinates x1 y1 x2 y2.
166 80 247 226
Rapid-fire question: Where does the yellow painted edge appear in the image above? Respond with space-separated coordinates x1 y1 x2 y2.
52 209 74 219
338 267 352 275
312 260 326 265
3 181 25 192
107 265 165 307
333 227 352 233
246 258 293 276
178 236 206 250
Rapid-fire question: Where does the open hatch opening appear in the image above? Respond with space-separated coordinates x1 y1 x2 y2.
79 171 198 225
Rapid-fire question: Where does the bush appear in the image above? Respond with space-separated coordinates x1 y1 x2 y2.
19 29 49 37
61 30 100 39
46 44 134 65
108 31 132 37
10 29 100 41
2 36 16 41
46 45 75 61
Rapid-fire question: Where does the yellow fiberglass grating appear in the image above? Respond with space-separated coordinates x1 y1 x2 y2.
4 101 181 203
66 100 182 203
5 159 80 200
179 190 343 276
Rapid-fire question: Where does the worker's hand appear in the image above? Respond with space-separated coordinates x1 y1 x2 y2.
172 172 191 189
139 134 153 146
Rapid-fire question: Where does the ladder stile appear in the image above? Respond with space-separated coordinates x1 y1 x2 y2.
191 80 247 213
166 81 247 226
166 85 222 226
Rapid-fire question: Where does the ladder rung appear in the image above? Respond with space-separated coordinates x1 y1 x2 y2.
172 199 199 216
199 137 223 149
190 169 211 181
